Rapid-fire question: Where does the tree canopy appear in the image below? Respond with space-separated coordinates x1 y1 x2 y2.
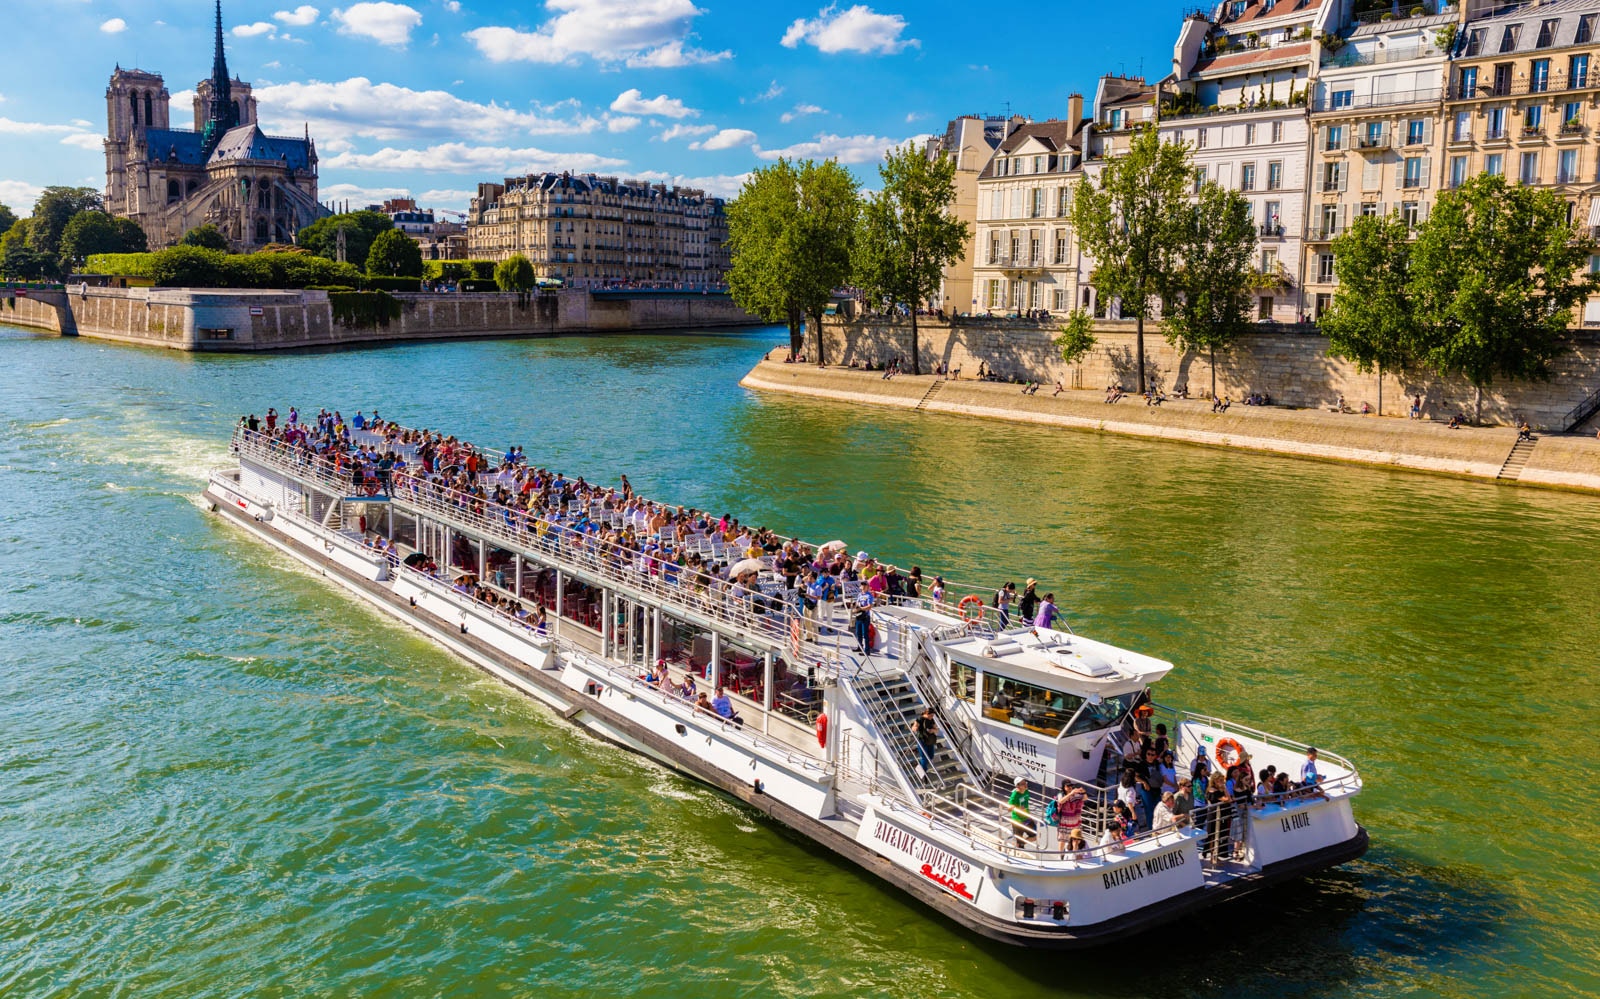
1322 211 1418 413
852 143 967 374
296 210 394 270
726 158 859 359
0 219 48 279
366 229 423 277
59 210 146 265
494 254 536 295
1161 181 1259 398
1070 125 1192 391
1409 173 1594 393
180 224 230 251
28 187 103 258
0 203 16 239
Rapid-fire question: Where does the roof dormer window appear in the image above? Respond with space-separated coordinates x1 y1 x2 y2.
1536 18 1558 48
1578 14 1596 44
1499 24 1520 53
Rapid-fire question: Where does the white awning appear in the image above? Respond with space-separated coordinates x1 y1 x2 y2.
1587 198 1600 227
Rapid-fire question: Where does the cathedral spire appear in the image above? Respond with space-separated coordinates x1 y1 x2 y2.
202 0 236 157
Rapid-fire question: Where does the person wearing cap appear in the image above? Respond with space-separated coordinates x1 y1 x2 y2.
1019 579 1040 623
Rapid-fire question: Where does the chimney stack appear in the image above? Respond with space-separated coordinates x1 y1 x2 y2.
1067 92 1084 126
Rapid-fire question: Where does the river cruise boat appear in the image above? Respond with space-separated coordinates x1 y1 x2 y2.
205 417 1367 947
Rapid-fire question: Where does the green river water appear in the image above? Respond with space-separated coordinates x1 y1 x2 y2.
0 322 1596 998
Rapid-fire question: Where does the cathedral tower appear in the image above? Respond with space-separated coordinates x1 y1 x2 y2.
200 0 239 157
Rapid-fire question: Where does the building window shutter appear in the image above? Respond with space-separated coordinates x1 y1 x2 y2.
1338 163 1348 191
1363 159 1381 191
1316 125 1326 151
1419 157 1431 188
1421 118 1433 144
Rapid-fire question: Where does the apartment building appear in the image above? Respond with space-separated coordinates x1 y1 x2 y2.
1444 0 1600 194
465 172 728 288
926 114 1021 314
1302 12 1452 317
1161 0 1340 321
971 104 1090 315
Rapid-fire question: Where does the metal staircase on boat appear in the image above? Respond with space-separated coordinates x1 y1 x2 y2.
851 672 969 794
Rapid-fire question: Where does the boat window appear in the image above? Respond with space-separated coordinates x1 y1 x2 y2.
981 671 1084 737
1062 693 1137 737
950 659 977 701
718 638 762 701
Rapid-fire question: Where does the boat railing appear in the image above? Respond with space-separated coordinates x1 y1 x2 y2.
233 429 861 682
394 560 835 777
1149 702 1362 796
314 421 1065 637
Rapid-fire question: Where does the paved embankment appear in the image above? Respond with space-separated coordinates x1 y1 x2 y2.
740 356 1600 494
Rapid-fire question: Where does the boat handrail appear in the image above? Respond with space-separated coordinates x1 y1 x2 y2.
394 560 835 776
1151 702 1361 778
233 430 862 680
333 422 1063 636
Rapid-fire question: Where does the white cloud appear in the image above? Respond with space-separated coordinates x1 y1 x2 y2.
332 2 422 46
606 115 640 132
417 188 472 207
657 123 715 142
322 141 625 174
319 182 412 205
749 80 783 103
0 180 44 210
757 131 908 165
780 5 917 55
171 89 198 108
253 77 599 141
0 117 85 137
609 88 696 119
780 103 825 123
691 128 757 151
263 60 283 69
465 0 725 67
274 5 321 26
100 17 127 33
904 111 922 123
234 21 278 37
443 0 461 10
60 133 104 150
622 40 729 68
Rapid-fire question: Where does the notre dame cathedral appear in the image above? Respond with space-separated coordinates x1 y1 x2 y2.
103 1 327 251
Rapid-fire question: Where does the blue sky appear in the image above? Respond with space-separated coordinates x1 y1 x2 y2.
0 0 1166 215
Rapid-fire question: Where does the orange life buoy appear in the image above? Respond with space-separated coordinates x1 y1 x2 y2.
815 711 828 748
958 595 986 623
1215 737 1247 770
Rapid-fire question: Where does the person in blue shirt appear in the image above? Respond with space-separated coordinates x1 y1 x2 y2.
711 687 743 727
351 411 365 430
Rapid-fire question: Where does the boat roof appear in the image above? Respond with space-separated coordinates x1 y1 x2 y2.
940 626 1173 695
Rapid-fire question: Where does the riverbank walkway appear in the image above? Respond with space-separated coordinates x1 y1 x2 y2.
740 356 1600 495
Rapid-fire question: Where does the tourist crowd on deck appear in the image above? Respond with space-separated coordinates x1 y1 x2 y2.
237 406 964 660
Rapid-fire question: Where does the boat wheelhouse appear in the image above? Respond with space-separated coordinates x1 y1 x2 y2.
206 419 1367 947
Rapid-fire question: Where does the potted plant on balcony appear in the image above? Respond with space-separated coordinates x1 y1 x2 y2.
1564 116 1584 134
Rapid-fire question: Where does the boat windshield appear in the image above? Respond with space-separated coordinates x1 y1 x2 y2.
1062 692 1138 737
981 672 1084 737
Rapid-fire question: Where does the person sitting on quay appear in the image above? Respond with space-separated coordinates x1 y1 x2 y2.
1518 420 1535 442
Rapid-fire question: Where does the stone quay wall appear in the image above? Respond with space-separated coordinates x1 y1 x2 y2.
1 287 758 351
816 316 1600 430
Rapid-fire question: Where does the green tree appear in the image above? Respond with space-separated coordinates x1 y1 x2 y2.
1054 308 1098 365
59 210 146 266
1322 212 1419 415
852 143 967 374
1410 173 1595 414
1161 182 1259 400
494 254 536 299
296 210 394 270
0 203 16 238
1070 125 1192 391
27 186 103 258
726 158 859 361
149 245 227 287
181 224 230 251
1 218 48 279
366 229 424 277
